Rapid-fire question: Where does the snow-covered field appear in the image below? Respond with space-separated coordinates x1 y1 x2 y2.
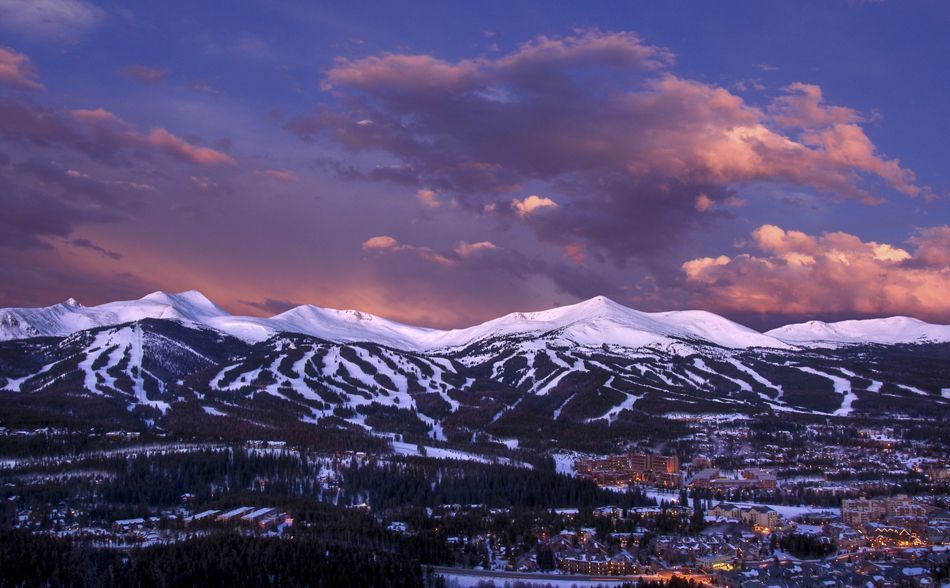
390 441 530 468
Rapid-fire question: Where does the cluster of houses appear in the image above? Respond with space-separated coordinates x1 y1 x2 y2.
712 551 948 588
653 532 771 568
574 449 782 494
514 531 643 576
841 495 949 548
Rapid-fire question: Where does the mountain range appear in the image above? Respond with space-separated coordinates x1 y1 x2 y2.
1 291 947 450
4 290 948 349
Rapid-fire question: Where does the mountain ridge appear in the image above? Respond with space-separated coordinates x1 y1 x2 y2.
2 291 949 350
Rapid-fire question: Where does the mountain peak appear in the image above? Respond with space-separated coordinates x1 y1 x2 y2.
766 316 950 346
63 297 82 308
142 289 213 304
576 295 621 308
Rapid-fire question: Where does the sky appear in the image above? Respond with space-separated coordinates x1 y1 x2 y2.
0 0 948 330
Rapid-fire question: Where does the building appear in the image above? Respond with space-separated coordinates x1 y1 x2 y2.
575 452 682 488
741 468 777 490
741 506 778 530
842 496 927 529
708 503 741 521
689 468 777 490
217 506 255 522
708 503 779 530
556 549 640 575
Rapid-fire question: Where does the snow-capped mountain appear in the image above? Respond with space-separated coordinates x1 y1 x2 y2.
0 290 231 341
6 291 947 351
415 296 793 351
766 316 950 347
0 291 439 348
0 292 947 443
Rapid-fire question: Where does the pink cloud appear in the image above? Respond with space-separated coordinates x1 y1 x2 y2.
363 235 499 266
361 235 399 250
1 101 235 168
908 226 950 268
563 243 587 264
70 107 126 126
769 83 862 129
139 128 236 166
682 224 950 321
361 235 454 266
417 188 441 208
68 108 234 166
0 46 44 90
511 194 558 218
254 169 299 182
293 29 933 263
454 240 497 256
694 193 714 212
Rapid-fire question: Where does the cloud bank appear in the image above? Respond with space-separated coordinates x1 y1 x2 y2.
682 225 950 322
290 29 930 265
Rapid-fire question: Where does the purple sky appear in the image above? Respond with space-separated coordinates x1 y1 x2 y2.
0 0 947 329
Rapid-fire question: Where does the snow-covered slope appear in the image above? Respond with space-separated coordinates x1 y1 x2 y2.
766 317 950 347
2 297 947 433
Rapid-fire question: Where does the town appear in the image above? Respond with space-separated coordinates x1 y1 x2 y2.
2 416 947 587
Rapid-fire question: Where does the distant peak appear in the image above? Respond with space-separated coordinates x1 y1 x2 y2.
574 295 623 309
63 297 82 308
142 290 213 304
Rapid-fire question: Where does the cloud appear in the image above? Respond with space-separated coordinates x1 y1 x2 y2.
0 46 44 90
360 232 628 308
907 226 950 268
454 240 496 256
695 192 745 212
0 99 235 167
681 224 950 322
0 0 105 40
290 29 931 265
769 83 861 129
512 194 557 218
363 235 500 267
70 107 125 126
0 96 233 259
121 64 167 84
254 168 298 182
361 235 455 265
694 193 714 212
362 235 399 250
417 188 441 208
68 237 121 260
563 242 587 264
140 128 236 166
0 162 125 250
